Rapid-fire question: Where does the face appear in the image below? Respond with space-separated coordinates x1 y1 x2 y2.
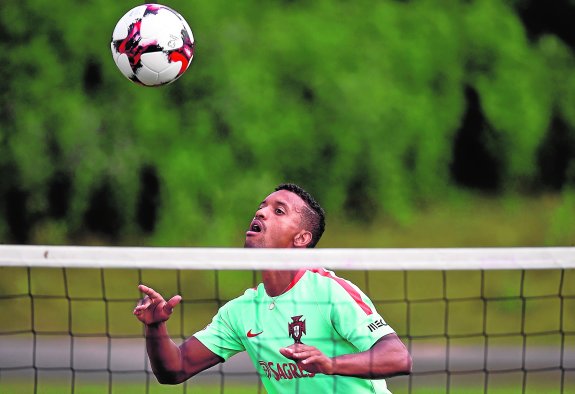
244 189 311 248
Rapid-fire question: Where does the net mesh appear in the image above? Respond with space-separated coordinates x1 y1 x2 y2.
0 246 574 393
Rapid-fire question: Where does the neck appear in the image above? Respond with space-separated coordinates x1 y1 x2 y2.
262 270 299 297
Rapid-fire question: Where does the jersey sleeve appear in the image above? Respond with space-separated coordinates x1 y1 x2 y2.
327 275 395 351
193 301 245 361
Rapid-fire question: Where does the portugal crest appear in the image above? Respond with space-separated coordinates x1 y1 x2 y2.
288 315 306 344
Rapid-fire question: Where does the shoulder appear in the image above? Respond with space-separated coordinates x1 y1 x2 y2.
305 268 358 291
306 268 375 314
303 268 363 299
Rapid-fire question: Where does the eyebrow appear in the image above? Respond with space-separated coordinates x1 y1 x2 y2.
259 199 289 208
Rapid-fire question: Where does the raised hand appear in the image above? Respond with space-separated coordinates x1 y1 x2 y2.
133 284 182 326
279 343 335 375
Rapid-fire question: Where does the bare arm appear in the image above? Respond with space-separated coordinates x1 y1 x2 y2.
280 333 412 379
134 285 223 384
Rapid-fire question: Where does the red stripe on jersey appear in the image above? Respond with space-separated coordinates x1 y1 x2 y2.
284 269 308 293
311 268 373 316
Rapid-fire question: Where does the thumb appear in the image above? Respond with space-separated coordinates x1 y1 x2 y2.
164 295 182 313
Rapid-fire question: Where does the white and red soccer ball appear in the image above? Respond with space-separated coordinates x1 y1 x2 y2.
111 4 194 86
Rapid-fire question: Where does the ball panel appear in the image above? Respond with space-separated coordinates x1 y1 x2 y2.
110 43 119 61
126 5 147 19
111 19 129 41
112 5 145 40
136 64 160 86
115 54 136 80
141 52 170 73
158 63 182 84
140 8 186 50
168 51 190 75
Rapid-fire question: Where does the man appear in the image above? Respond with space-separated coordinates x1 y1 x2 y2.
134 183 412 393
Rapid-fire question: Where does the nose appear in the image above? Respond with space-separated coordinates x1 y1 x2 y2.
255 206 267 219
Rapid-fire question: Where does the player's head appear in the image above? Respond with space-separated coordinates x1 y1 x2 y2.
274 183 325 248
244 183 326 249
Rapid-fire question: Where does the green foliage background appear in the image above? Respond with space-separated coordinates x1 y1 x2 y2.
1 0 574 246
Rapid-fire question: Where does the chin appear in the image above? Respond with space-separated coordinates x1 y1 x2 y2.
244 238 263 248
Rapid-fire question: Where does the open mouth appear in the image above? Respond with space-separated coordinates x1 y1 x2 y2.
248 219 263 233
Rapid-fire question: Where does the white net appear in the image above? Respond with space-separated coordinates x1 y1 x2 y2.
0 245 574 393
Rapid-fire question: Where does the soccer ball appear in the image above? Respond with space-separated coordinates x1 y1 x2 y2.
111 4 194 86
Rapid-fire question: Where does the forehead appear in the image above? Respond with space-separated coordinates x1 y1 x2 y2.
263 189 305 209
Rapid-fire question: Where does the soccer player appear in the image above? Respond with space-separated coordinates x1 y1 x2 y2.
134 183 412 393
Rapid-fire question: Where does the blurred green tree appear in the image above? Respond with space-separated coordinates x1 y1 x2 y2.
0 0 573 246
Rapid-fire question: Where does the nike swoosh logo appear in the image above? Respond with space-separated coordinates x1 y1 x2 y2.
247 329 263 338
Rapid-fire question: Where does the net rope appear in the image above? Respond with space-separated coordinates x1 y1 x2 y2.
0 246 574 393
0 245 573 270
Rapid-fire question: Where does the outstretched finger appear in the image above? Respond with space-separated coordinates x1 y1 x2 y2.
164 295 182 313
292 350 317 360
138 284 163 302
279 347 296 360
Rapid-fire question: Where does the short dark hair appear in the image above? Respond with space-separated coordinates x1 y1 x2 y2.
275 183 326 248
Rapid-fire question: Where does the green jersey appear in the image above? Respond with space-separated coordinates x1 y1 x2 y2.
194 268 396 393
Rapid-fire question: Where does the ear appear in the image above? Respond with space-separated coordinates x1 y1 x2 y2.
293 230 313 248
